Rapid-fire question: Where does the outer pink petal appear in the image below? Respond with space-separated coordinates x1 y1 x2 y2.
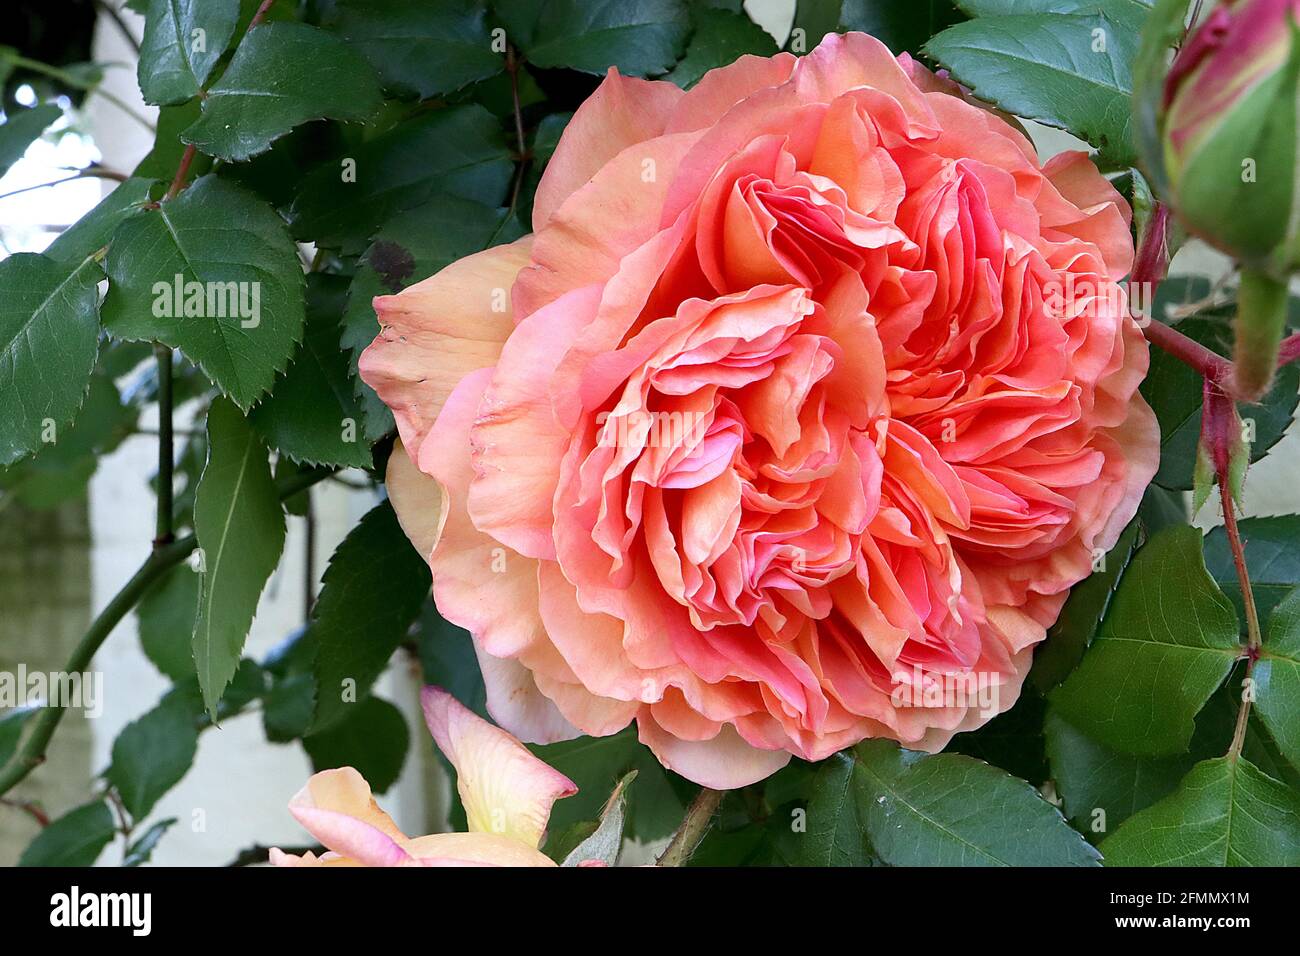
403 832 557 867
384 436 444 563
421 686 578 848
532 69 684 232
636 708 790 789
358 236 533 463
289 807 413 867
468 284 603 560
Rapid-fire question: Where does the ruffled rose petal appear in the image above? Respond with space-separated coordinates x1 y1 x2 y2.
532 69 684 232
421 686 578 848
358 236 533 463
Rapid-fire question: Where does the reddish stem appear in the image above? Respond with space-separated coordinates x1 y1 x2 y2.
1143 318 1232 382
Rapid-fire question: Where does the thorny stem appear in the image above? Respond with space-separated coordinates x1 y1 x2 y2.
154 344 175 548
0 797 50 827
657 788 725 866
165 145 198 200
505 44 530 215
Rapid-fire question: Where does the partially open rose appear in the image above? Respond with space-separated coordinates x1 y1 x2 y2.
360 33 1158 789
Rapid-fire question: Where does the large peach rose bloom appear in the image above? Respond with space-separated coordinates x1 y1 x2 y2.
360 33 1159 789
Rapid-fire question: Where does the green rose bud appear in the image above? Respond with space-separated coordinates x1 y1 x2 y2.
1160 0 1300 400
1163 0 1300 272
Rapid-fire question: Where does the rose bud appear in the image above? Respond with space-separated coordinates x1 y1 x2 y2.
1161 0 1300 399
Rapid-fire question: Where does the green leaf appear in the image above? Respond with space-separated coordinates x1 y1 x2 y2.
328 0 502 99
0 103 61 179
263 671 315 742
796 750 874 866
250 273 370 468
561 770 635 866
133 100 212 179
289 105 512 254
45 177 158 264
524 0 690 77
341 194 523 439
665 7 776 89
19 801 116 867
137 564 200 682
191 398 285 717
1050 526 1242 756
106 697 199 819
947 687 1050 784
1140 313 1299 491
534 727 686 843
415 602 488 720
810 0 965 57
1045 708 1197 836
0 704 38 767
925 9 1144 167
1204 516 1300 629
1254 587 1300 771
304 696 409 794
1031 520 1139 692
832 740 1100 866
123 817 177 866
103 175 306 410
308 501 431 732
0 369 136 509
137 0 240 105
1100 756 1300 865
1137 482 1187 535
0 253 103 466
181 22 383 162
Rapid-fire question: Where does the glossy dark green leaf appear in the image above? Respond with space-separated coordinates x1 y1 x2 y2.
250 273 370 468
1045 708 1197 837
19 801 116 867
303 695 409 794
1254 587 1300 772
106 697 199 819
836 740 1099 866
825 0 964 57
0 253 103 466
341 194 522 439
534 727 686 843
947 687 1050 784
925 8 1145 167
137 563 200 682
103 175 306 410
665 7 776 89
796 750 874 866
1050 526 1242 755
289 105 512 254
182 22 383 162
329 0 502 99
524 0 690 76
1204 516 1300 629
1100 756 1300 865
1032 520 1139 692
191 399 285 717
415 602 488 720
137 0 240 105
308 501 431 732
